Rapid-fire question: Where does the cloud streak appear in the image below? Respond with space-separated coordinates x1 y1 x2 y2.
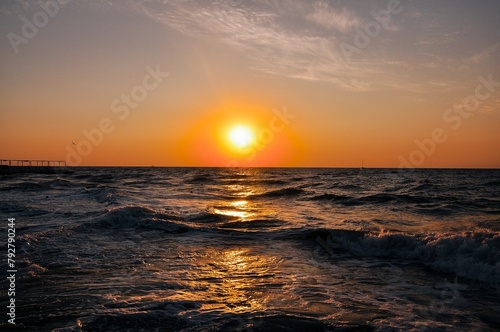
119 0 413 91
306 1 362 32
53 0 496 94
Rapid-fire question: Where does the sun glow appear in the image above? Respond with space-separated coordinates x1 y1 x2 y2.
179 106 300 166
228 125 254 149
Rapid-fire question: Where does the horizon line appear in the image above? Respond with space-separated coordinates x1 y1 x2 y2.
61 165 500 170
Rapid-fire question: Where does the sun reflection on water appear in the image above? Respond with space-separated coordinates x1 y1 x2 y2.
212 200 254 220
189 247 280 314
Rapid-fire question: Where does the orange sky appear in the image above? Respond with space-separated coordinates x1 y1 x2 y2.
1 1 499 167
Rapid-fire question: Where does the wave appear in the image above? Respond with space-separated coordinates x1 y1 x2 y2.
254 179 288 185
290 176 305 181
44 178 80 187
51 301 197 332
87 173 118 183
1 181 48 191
187 174 213 183
78 206 189 233
52 311 347 332
309 192 447 206
337 184 363 191
1 202 30 214
313 229 500 285
186 211 238 223
411 183 437 191
1 202 51 217
221 179 288 186
412 205 456 216
219 218 287 230
309 193 426 205
485 179 500 187
309 193 356 204
249 187 305 199
85 186 120 205
0 177 80 191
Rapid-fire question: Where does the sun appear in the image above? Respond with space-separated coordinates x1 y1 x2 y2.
228 125 254 149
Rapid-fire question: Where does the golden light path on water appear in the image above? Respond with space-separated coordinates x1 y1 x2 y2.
212 200 253 220
124 168 437 322
159 173 313 318
189 180 279 314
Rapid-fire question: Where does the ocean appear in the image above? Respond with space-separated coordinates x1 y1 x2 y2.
1 167 499 331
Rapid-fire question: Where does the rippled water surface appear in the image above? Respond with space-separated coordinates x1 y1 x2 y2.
1 168 499 331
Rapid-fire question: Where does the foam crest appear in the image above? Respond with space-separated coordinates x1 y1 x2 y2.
324 229 500 285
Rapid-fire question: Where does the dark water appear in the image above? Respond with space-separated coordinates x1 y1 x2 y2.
1 168 499 331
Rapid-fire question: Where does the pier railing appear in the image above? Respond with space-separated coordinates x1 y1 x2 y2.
0 159 66 167
0 159 70 174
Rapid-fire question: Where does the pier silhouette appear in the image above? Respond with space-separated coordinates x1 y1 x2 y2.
0 159 69 174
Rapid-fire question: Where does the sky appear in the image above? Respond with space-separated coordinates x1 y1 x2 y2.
1 0 499 167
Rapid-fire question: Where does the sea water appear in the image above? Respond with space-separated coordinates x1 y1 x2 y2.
0 167 499 331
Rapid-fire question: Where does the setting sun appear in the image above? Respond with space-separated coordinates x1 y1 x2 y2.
2 2 500 330
228 125 255 149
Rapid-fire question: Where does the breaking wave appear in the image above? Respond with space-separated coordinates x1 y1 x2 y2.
314 229 500 285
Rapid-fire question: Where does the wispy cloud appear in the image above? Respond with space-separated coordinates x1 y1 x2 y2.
477 98 500 115
0 0 429 92
126 0 433 92
36 0 489 94
465 42 500 65
305 1 362 32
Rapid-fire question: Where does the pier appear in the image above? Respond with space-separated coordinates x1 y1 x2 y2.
0 159 70 174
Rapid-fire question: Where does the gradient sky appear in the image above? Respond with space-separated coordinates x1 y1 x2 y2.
1 0 499 167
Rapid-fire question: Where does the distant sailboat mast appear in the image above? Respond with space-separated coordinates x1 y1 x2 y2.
361 159 365 169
